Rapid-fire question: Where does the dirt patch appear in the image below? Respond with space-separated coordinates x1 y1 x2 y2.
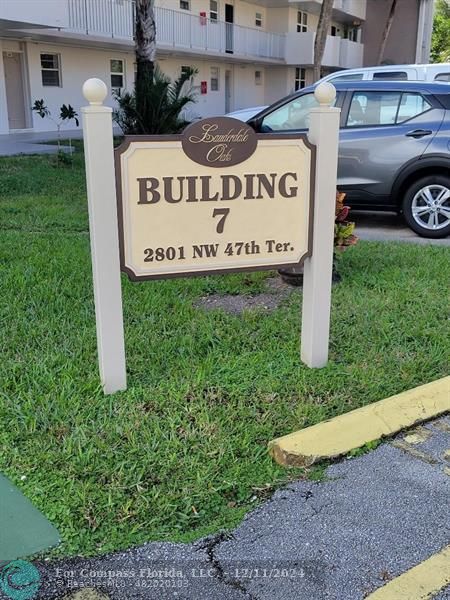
195 277 296 315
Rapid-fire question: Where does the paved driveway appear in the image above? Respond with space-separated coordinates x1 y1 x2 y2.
353 211 450 246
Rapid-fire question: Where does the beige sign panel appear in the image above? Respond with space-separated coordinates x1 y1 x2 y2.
115 126 315 280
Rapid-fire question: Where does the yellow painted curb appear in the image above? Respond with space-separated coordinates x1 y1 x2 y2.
269 376 450 466
365 545 450 599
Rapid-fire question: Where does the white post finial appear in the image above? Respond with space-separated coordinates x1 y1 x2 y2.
314 82 337 107
82 78 108 106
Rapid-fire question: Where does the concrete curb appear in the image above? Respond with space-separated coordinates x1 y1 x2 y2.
269 376 450 466
365 544 450 599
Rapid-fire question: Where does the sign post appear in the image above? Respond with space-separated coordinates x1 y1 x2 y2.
81 78 338 394
82 79 126 394
301 83 340 368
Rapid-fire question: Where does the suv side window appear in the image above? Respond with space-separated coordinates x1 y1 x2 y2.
397 93 431 122
346 91 431 128
346 92 401 127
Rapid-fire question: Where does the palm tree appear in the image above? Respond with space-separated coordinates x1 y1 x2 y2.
135 0 157 127
377 0 398 65
313 0 335 82
115 0 197 134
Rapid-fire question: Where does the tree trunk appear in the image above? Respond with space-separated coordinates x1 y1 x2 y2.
313 0 335 82
135 0 156 125
377 0 398 65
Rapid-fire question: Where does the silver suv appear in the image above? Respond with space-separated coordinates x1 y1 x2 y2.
248 81 450 239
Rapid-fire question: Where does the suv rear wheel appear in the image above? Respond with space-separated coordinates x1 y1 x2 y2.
402 175 450 238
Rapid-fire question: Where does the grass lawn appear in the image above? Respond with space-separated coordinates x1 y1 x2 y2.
0 146 449 558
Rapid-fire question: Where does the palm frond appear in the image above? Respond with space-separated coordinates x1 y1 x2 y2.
113 66 198 135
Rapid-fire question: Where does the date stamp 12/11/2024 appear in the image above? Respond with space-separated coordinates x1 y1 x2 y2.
50 564 307 592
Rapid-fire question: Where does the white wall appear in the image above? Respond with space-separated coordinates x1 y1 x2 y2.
264 67 289 106
25 42 135 132
154 58 266 116
17 42 270 131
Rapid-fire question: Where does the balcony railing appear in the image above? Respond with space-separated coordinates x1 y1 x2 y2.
285 31 363 69
68 0 134 38
67 0 285 61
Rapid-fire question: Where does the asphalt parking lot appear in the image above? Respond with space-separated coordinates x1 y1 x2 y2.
353 211 450 246
33 415 450 600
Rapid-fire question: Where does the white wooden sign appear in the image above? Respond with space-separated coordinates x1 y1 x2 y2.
81 79 340 394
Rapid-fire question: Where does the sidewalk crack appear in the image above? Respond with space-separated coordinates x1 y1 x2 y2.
196 532 259 599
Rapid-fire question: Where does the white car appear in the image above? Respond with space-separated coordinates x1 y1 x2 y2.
321 63 450 85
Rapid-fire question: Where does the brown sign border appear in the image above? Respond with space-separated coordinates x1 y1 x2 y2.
114 132 316 282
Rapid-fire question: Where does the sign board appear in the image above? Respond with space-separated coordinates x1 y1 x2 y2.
81 77 340 394
115 117 316 281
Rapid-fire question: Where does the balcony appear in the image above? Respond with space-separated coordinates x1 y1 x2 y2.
292 0 366 23
285 31 363 69
333 0 366 22
67 0 286 62
339 38 364 68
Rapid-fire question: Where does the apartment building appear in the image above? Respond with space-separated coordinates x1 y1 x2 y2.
0 0 432 134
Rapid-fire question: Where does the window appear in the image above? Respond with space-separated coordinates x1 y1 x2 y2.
262 93 320 131
180 65 194 85
346 92 401 127
331 26 337 36
180 0 190 10
255 12 263 27
434 73 450 82
345 91 430 128
345 27 359 42
297 11 307 32
372 71 408 81
255 70 262 86
294 67 306 91
329 72 364 82
210 67 219 91
396 93 431 122
110 59 124 89
210 0 218 21
41 53 61 87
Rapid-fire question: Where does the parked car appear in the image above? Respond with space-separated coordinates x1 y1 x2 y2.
244 81 450 238
320 63 450 85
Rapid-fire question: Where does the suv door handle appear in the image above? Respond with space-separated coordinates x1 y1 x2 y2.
405 129 433 138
